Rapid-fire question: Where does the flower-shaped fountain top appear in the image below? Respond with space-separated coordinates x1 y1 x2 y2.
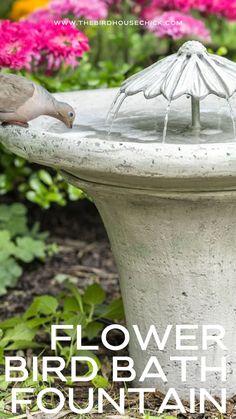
109 40 236 131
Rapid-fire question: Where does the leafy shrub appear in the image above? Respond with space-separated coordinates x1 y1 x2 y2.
0 203 56 295
0 147 86 208
0 280 124 389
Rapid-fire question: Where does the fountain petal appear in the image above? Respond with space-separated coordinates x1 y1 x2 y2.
120 55 176 96
118 41 236 102
108 40 236 136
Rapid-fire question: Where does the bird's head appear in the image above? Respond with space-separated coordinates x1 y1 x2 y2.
55 101 76 129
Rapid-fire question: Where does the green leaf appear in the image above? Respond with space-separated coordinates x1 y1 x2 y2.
64 296 80 312
67 185 85 201
0 258 22 296
0 231 16 261
29 177 47 194
0 348 4 364
92 374 110 389
26 316 52 329
0 376 9 391
10 203 27 216
68 285 84 312
4 323 36 341
0 202 49 294
24 295 58 319
62 313 87 336
0 412 14 418
86 321 103 340
0 204 28 237
0 317 21 330
83 284 105 305
5 341 42 350
99 298 124 320
0 206 11 222
0 323 37 348
15 236 46 262
38 169 53 185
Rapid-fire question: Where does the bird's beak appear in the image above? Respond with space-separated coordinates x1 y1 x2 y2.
66 121 73 129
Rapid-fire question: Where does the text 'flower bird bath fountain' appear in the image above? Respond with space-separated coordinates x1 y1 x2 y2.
1 40 236 398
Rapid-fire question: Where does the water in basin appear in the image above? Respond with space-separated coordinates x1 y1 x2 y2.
33 91 236 145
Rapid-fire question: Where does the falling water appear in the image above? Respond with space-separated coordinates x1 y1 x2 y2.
162 101 171 143
227 98 236 140
106 91 121 124
107 92 127 135
154 96 160 132
217 97 223 131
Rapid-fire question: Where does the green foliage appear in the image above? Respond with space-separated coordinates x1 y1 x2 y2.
0 148 31 196
0 147 86 208
0 281 124 387
30 55 132 92
0 203 55 295
0 0 14 19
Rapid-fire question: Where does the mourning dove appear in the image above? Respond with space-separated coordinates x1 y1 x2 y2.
0 73 75 128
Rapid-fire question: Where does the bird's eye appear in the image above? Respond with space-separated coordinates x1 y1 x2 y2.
68 111 74 118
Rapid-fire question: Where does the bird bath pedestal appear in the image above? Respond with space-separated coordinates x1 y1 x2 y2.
1 86 236 398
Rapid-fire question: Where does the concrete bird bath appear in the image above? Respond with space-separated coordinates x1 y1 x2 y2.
1 41 236 398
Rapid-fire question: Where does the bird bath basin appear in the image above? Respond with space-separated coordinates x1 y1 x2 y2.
1 42 236 399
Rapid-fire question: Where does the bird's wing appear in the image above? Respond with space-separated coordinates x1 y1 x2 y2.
0 73 35 112
0 108 15 113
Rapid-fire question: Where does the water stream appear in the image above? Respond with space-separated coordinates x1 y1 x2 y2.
227 98 236 140
107 92 127 136
162 101 171 143
106 92 236 143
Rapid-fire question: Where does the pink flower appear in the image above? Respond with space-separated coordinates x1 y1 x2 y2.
0 20 40 70
206 0 236 20
139 0 195 18
0 19 89 72
26 8 52 21
138 0 236 20
36 20 90 70
147 11 211 40
51 0 108 19
28 0 108 21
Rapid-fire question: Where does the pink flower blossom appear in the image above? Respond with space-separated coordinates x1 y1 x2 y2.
147 11 210 40
205 0 236 20
28 0 108 21
138 0 236 20
51 0 108 19
0 19 89 72
26 8 52 22
36 20 89 70
138 0 194 18
192 0 236 19
0 20 39 70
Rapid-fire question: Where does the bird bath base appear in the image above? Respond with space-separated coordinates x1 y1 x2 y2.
1 88 236 398
64 172 236 398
